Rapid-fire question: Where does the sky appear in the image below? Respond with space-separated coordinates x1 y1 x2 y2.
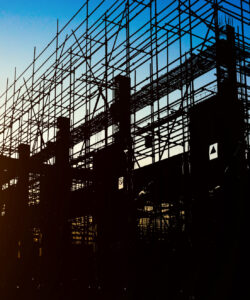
0 0 86 93
0 1 248 90
0 0 248 164
0 0 248 96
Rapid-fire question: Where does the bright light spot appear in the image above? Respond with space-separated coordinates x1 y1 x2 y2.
118 177 124 190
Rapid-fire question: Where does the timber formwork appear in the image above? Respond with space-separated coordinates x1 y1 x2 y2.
0 1 249 299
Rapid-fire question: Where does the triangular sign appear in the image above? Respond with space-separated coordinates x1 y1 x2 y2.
210 146 216 154
209 143 218 160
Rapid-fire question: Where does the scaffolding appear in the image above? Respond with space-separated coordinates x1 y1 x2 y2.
0 0 249 299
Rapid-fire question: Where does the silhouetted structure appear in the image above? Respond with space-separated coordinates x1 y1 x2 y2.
0 1 249 299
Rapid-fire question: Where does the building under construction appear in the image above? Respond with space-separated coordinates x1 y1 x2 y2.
0 0 249 299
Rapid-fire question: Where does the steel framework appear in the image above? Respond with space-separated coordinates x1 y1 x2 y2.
0 0 249 299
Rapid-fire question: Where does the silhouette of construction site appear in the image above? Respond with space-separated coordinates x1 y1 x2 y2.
0 0 249 299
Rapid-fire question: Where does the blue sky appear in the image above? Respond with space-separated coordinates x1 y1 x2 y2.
0 0 248 95
0 0 85 92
